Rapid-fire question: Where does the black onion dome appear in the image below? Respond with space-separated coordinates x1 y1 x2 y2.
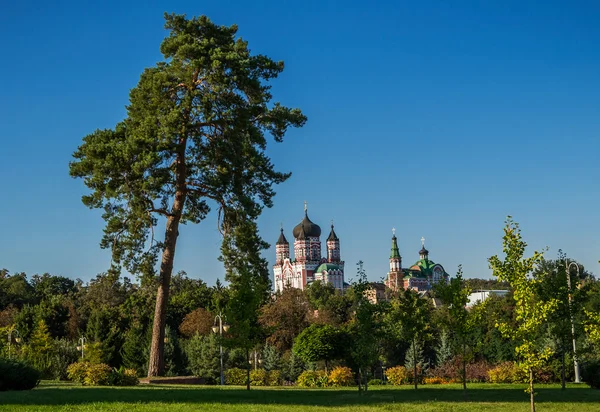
276 228 288 245
419 246 429 256
293 212 321 238
327 224 339 241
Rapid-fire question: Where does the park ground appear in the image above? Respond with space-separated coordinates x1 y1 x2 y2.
0 382 599 411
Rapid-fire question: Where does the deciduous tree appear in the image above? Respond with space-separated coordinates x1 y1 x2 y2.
488 217 558 412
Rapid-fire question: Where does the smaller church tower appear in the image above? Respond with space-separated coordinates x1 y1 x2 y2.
326 223 340 262
275 227 289 265
419 237 429 260
385 228 403 291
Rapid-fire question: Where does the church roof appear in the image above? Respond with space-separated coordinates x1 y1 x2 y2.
276 228 288 245
327 224 339 241
293 211 321 238
316 263 340 273
390 234 401 259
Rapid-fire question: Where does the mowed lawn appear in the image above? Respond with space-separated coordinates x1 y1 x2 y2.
1 382 599 412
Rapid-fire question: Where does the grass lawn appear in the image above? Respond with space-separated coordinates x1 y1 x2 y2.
0 381 598 411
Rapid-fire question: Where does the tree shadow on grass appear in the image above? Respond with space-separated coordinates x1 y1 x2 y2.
2 384 599 407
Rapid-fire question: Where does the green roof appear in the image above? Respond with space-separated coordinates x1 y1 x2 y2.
404 259 449 279
390 235 401 259
316 263 340 273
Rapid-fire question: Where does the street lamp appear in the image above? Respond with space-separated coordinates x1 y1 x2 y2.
212 312 230 385
7 329 21 359
249 350 262 371
566 260 581 383
76 336 87 359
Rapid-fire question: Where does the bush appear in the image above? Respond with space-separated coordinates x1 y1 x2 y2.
66 362 89 384
109 367 139 386
0 359 40 391
225 367 247 385
297 370 328 387
267 369 282 386
582 360 600 389
385 366 408 385
67 362 112 386
328 366 353 387
368 379 384 386
424 377 448 385
488 362 527 383
250 369 268 386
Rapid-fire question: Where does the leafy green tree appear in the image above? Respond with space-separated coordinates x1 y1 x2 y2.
535 253 588 389
435 264 472 391
386 289 432 389
345 261 382 392
0 273 34 310
293 323 344 374
223 219 272 390
488 217 558 412
69 13 305 377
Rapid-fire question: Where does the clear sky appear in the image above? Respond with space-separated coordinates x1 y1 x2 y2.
1 0 599 285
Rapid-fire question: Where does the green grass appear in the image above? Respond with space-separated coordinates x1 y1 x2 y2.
0 382 598 411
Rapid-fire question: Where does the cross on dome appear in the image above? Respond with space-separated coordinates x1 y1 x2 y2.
421 236 425 247
392 227 396 236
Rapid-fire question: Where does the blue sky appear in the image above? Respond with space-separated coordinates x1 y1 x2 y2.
1 0 599 284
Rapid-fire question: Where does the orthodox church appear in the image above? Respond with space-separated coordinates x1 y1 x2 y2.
384 230 449 292
273 204 345 293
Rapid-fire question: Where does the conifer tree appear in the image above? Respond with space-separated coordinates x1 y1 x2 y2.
69 13 305 376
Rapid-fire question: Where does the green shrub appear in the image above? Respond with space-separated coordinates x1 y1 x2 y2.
67 362 89 384
108 367 139 386
328 366 353 387
488 362 527 384
67 361 112 386
225 367 247 385
368 378 384 386
250 369 268 386
385 366 408 385
84 363 111 386
582 360 600 389
267 369 282 386
0 359 41 391
297 370 328 387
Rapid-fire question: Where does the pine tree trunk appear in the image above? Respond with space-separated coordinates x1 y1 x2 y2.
357 368 362 392
147 148 187 377
530 368 536 412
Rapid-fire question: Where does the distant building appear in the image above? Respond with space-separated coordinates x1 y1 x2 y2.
273 203 345 293
467 290 510 307
384 230 449 292
365 282 387 304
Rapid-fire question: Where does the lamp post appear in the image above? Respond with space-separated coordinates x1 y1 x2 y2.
249 350 262 371
7 329 21 359
212 312 229 385
76 336 87 359
565 260 581 383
